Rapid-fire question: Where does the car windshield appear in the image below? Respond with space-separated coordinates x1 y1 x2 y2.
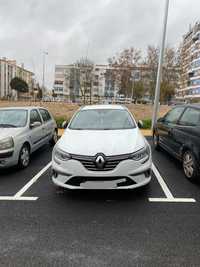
0 109 28 128
69 109 136 130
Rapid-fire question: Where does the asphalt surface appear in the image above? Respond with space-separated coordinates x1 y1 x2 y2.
0 139 200 267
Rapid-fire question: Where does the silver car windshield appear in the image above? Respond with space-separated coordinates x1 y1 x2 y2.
69 109 136 130
0 109 28 128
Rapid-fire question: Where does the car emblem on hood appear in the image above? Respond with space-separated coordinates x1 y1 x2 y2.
95 154 106 169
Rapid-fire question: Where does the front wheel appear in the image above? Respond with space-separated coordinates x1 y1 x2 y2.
182 150 200 182
18 144 30 169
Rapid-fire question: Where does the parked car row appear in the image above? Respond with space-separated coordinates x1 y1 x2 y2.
1 104 200 190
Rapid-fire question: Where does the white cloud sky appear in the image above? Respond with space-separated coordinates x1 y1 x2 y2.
0 0 199 89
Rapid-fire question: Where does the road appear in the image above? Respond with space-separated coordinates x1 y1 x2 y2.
0 139 200 266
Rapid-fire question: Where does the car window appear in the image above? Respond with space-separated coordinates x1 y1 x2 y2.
164 107 185 124
179 108 200 126
30 110 42 124
39 109 52 122
69 109 136 130
0 109 28 127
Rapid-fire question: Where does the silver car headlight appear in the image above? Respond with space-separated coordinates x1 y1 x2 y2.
131 146 150 163
54 148 71 161
0 137 14 150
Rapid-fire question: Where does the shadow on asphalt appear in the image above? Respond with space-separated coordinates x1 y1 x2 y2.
55 185 151 202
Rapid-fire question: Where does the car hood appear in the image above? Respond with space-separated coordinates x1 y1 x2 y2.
0 128 23 140
57 128 146 156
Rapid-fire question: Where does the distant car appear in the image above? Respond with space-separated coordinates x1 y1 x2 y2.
52 105 152 190
0 107 58 168
153 104 200 181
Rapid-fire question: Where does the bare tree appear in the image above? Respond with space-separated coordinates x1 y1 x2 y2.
76 57 94 104
108 47 142 97
146 45 179 103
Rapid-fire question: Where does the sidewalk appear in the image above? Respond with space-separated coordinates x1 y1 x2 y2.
58 128 152 137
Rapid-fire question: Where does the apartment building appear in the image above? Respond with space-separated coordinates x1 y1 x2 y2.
177 22 200 100
0 58 34 99
53 64 119 101
53 64 151 101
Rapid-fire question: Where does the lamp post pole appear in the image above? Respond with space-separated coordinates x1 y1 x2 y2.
152 0 170 129
42 51 48 93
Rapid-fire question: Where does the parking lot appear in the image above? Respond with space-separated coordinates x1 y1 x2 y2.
0 138 200 266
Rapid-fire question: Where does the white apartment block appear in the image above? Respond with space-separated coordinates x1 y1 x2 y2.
53 64 119 101
0 58 34 99
178 22 200 100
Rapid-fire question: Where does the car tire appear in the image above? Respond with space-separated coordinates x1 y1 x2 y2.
153 132 160 151
182 150 200 182
18 144 30 169
50 130 58 146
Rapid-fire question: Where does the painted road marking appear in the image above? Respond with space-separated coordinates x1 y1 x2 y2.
14 161 52 198
0 196 38 201
149 163 196 203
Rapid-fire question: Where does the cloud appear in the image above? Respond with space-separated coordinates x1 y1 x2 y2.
0 0 199 89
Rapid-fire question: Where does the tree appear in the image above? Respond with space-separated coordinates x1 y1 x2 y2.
132 81 145 102
145 45 179 103
52 89 57 99
71 57 94 104
10 77 29 93
108 47 142 97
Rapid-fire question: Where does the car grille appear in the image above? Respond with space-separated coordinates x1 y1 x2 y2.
70 153 131 171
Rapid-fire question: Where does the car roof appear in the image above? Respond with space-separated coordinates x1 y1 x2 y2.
81 104 126 110
0 106 47 111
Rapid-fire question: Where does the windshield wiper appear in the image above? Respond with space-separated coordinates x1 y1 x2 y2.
0 124 17 128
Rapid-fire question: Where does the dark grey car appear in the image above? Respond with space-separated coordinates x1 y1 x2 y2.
153 104 200 181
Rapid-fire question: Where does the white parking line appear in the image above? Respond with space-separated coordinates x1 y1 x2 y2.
0 196 38 201
149 163 196 203
14 161 52 198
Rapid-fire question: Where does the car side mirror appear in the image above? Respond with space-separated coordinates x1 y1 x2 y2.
30 121 42 129
138 120 143 129
157 117 164 123
62 121 68 129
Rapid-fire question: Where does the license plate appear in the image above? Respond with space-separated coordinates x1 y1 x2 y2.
80 181 117 189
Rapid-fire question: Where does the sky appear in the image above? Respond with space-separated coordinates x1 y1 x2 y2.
0 0 199 89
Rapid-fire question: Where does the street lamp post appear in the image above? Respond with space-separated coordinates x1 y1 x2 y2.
42 51 48 94
151 0 170 129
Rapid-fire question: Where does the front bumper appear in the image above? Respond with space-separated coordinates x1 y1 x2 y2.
52 157 152 189
0 149 18 168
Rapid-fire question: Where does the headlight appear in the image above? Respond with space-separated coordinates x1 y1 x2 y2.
0 137 14 150
54 148 71 161
131 146 150 163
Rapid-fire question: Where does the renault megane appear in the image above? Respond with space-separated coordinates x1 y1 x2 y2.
52 105 152 189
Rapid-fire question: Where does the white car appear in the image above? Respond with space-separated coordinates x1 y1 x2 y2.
52 105 152 189
0 107 57 168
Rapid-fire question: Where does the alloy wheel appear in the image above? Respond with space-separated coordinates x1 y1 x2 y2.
20 146 30 167
183 152 194 178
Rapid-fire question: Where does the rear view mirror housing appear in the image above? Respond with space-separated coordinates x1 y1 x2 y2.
30 121 42 129
157 117 164 123
138 120 143 129
62 121 68 129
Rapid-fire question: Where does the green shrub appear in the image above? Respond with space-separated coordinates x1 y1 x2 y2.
142 119 152 129
55 117 69 128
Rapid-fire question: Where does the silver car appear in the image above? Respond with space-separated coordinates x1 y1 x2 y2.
0 107 57 168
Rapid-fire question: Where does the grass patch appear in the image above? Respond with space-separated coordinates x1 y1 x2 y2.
142 118 152 129
55 117 69 128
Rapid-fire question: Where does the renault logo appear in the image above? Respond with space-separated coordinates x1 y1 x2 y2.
95 154 106 169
